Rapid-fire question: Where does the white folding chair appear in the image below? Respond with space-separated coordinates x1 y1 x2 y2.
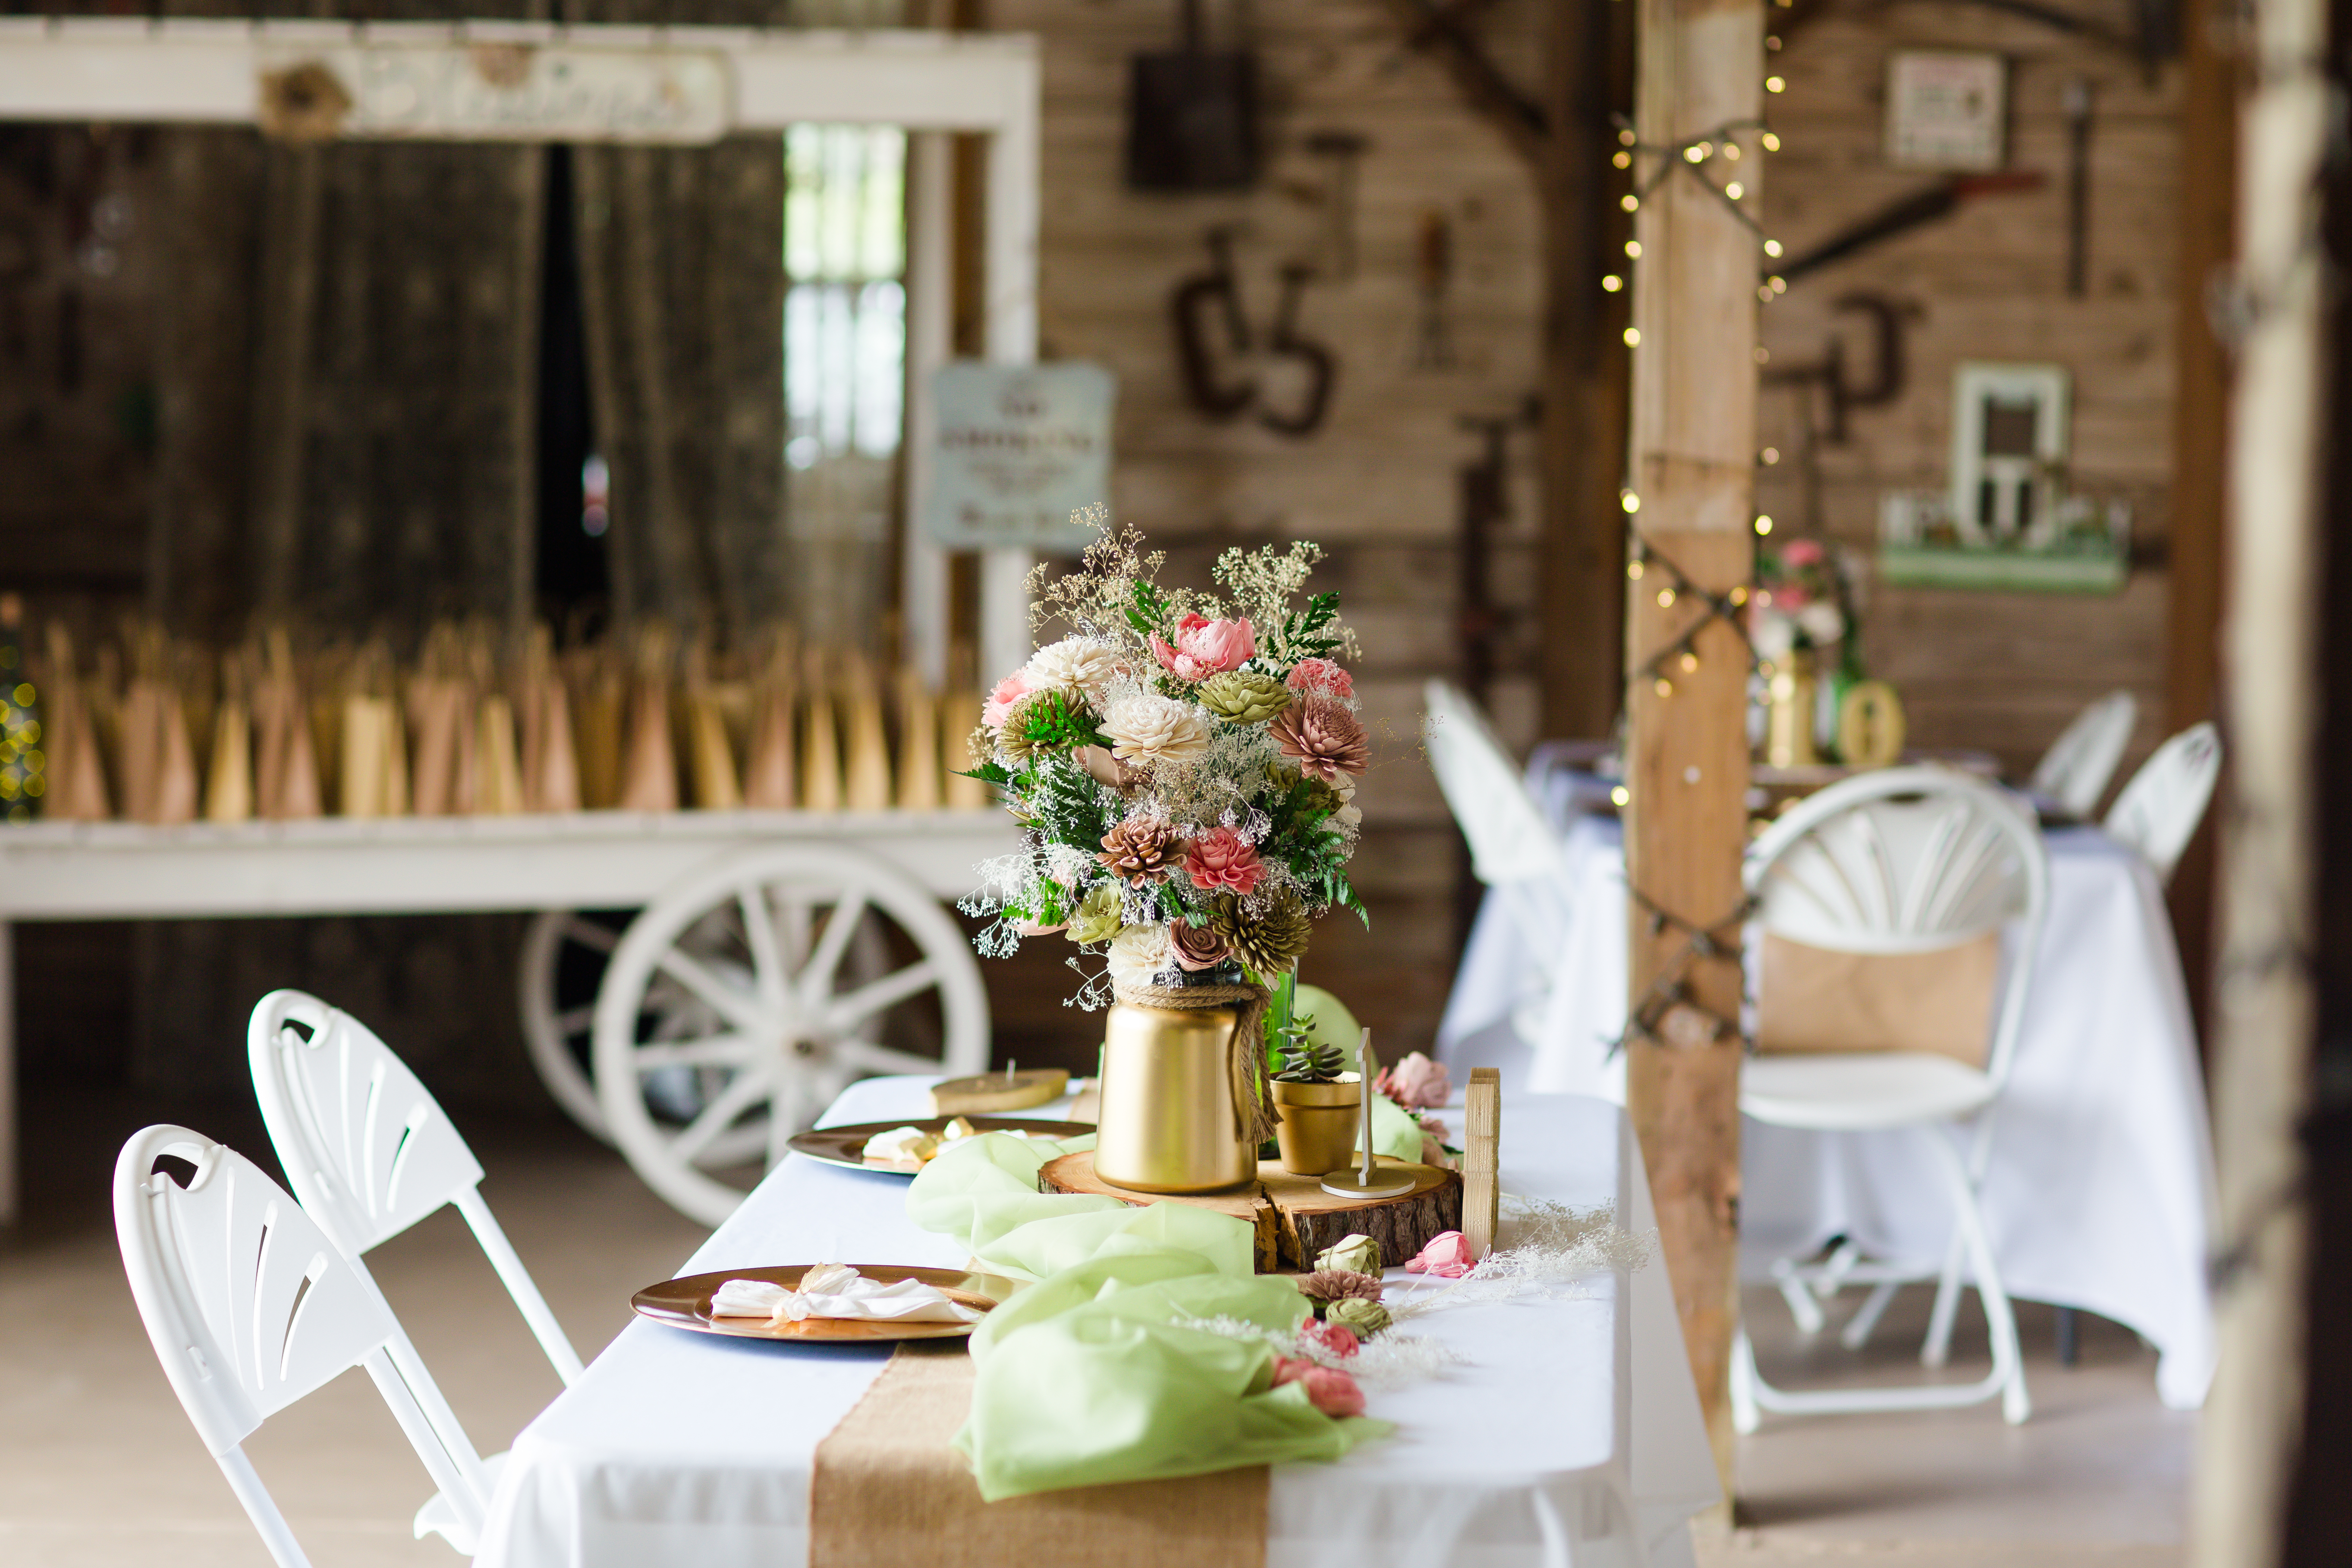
2103 721 2222 884
2028 689 2138 817
114 1125 488 1568
1731 766 2049 1429
250 990 586 1389
1422 678 1566 886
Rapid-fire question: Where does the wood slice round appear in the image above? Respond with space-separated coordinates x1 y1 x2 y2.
1037 1150 1462 1274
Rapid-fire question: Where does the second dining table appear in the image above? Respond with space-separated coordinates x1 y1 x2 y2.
1439 802 2219 1411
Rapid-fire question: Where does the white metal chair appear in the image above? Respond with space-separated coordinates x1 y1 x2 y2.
1731 766 2050 1429
252 990 585 1382
2028 689 2138 817
2103 721 2223 884
1422 679 1566 886
113 1125 488 1568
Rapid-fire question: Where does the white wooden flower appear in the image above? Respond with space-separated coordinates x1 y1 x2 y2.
1023 636 1126 696
1101 691 1213 767
1107 922 1175 988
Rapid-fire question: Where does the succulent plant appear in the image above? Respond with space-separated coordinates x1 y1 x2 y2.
1273 1014 1346 1083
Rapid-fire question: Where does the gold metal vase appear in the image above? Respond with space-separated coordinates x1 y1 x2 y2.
1094 1000 1256 1193
1270 1076 1362 1175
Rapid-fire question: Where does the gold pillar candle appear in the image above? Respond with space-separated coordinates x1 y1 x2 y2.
1094 1001 1256 1193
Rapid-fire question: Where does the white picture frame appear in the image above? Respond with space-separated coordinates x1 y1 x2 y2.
1885 50 2006 171
1948 361 2070 549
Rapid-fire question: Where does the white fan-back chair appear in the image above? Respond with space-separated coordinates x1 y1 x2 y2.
2103 721 2223 884
1732 767 2050 1429
251 989 585 1387
1422 679 1565 885
2028 689 2137 817
113 1126 486 1568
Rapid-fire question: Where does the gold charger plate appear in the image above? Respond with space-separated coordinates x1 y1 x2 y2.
631 1263 1019 1342
786 1116 1095 1175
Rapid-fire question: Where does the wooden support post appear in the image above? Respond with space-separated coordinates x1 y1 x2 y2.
1623 0 1762 1506
1539 0 1638 740
1463 1067 1501 1260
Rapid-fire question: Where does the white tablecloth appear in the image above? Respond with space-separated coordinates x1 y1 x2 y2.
1439 811 2218 1410
476 1077 1720 1568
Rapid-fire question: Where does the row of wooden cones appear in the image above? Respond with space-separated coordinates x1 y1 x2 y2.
29 620 993 825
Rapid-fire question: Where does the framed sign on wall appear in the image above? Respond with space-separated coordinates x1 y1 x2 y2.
926 362 1116 551
1885 50 2007 171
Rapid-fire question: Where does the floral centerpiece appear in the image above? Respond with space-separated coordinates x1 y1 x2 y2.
959 521 1370 1188
961 522 1368 997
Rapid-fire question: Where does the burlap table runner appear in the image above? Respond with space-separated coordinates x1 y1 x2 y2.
809 1341 1269 1568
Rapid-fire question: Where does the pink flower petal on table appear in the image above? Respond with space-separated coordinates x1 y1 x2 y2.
1406 1230 1477 1279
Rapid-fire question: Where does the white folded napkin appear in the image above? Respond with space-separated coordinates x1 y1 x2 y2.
709 1263 982 1326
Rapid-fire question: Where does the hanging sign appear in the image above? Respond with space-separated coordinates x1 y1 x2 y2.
927 362 1116 551
1884 50 2006 170
254 43 730 144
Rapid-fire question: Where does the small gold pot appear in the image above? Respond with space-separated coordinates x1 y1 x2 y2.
1094 1000 1256 1193
1270 1075 1362 1175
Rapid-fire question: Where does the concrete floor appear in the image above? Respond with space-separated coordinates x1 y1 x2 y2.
0 1083 2191 1566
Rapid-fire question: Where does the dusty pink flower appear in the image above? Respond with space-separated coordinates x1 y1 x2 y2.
1183 825 1266 895
1272 1357 1366 1418
1285 658 1354 699
1779 539 1827 567
1298 1320 1360 1360
1375 1051 1450 1110
982 670 1033 728
1406 1231 1477 1279
1150 614 1256 681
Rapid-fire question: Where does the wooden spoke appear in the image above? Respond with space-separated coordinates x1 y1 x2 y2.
823 959 940 1031
835 1040 948 1077
797 891 869 997
651 946 767 1034
627 1034 763 1072
738 889 788 1011
561 916 620 955
667 1067 774 1166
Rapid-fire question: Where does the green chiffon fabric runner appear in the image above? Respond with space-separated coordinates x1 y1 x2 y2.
905 1132 1393 1500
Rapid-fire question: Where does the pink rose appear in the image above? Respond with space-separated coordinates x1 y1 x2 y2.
1285 658 1354 699
1374 1051 1450 1110
1779 539 1827 567
1271 1357 1366 1418
1406 1231 1477 1279
1150 614 1256 682
1183 825 1266 896
1298 1320 1360 1360
982 670 1033 728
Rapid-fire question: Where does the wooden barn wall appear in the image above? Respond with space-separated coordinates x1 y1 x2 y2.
982 0 1553 1066
1755 0 2184 780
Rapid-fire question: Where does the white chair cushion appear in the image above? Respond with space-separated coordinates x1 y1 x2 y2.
1740 1051 1998 1131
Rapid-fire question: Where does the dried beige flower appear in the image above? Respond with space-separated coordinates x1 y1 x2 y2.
1101 692 1213 767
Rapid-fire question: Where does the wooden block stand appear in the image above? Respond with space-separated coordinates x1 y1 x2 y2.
1038 1151 1462 1274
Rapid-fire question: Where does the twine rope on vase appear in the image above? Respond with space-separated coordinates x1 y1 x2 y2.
1111 978 1283 1147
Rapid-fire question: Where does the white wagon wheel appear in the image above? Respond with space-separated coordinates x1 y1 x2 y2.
519 908 626 1144
592 842 990 1225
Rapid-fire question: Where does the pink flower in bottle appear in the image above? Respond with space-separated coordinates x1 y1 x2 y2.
1150 614 1257 681
1284 658 1355 699
1182 824 1266 895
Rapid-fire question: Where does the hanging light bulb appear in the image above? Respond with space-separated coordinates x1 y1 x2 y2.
1613 150 1632 169
1729 585 1750 606
1755 515 1774 535
1602 273 1624 292
1624 327 1642 346
1626 239 1643 258
1765 75 1786 93
1655 677 1675 698
1619 127 1638 147
1762 131 1782 151
1726 182 1744 200
1628 559 1647 580
1657 588 1677 608
1679 651 1701 673
1621 490 1642 513
1622 193 1641 212
1611 784 1631 807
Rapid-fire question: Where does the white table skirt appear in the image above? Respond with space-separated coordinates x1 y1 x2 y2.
475 1077 1720 1568
1439 812 2218 1411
